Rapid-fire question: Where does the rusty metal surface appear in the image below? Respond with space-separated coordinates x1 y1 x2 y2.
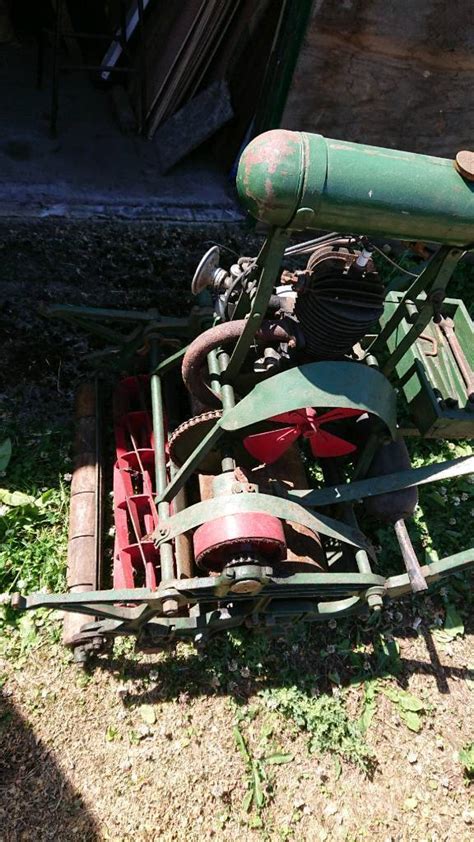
438 315 474 401
394 518 428 593
169 410 224 471
182 319 292 407
63 382 101 648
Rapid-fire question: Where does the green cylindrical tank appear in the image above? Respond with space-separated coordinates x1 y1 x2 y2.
236 130 474 246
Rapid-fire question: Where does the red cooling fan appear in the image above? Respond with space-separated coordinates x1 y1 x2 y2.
243 408 363 464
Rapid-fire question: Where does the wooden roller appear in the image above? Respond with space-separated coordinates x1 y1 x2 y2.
63 381 102 648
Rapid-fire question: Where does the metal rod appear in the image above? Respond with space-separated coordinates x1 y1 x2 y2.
394 518 428 592
169 464 194 579
284 232 340 255
217 351 235 410
217 350 235 473
224 229 288 382
439 317 474 401
371 246 462 358
321 460 374 576
150 340 175 589
207 350 222 396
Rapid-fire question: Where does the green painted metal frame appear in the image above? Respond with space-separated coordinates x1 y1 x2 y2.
17 132 474 647
20 235 474 643
159 359 398 504
379 294 474 437
19 547 474 642
236 132 474 244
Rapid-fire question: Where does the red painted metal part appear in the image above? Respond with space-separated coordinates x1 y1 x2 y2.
193 512 286 571
243 407 363 464
113 376 162 590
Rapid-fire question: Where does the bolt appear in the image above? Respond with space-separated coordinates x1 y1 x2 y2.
158 527 170 540
368 592 383 612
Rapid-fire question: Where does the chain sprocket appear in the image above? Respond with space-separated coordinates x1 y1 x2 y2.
169 410 223 472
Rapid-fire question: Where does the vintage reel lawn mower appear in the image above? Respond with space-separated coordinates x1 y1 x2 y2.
14 130 474 661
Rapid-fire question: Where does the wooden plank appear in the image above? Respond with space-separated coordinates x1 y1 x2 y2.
146 0 238 137
154 79 234 171
282 0 474 156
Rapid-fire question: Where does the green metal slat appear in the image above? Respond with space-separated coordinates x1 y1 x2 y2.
288 454 474 507
152 491 375 555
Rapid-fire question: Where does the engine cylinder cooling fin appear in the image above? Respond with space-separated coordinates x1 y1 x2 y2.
294 246 385 359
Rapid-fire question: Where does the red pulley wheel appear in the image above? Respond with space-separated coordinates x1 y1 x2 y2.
193 512 286 572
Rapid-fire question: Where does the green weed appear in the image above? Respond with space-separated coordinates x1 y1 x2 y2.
233 724 293 817
0 425 70 656
358 679 378 735
380 685 426 733
260 685 374 772
459 741 474 781
0 425 70 597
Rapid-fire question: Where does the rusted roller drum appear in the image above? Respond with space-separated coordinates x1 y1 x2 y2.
63 381 102 652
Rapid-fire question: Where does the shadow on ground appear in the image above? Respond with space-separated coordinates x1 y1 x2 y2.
0 694 99 840
90 607 473 710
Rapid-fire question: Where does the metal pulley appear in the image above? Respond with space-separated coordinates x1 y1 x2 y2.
191 245 228 294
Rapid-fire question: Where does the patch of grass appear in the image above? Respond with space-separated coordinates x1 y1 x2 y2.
260 685 374 773
460 741 474 782
0 423 70 652
0 423 70 595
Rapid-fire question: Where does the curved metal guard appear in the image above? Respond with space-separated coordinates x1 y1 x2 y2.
222 361 397 437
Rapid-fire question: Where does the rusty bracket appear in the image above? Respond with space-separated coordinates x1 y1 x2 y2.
418 333 438 357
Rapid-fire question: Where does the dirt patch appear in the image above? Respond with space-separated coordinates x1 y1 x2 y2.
0 218 262 422
1 624 473 841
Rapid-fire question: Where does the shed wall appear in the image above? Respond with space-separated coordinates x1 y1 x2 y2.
282 0 474 156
